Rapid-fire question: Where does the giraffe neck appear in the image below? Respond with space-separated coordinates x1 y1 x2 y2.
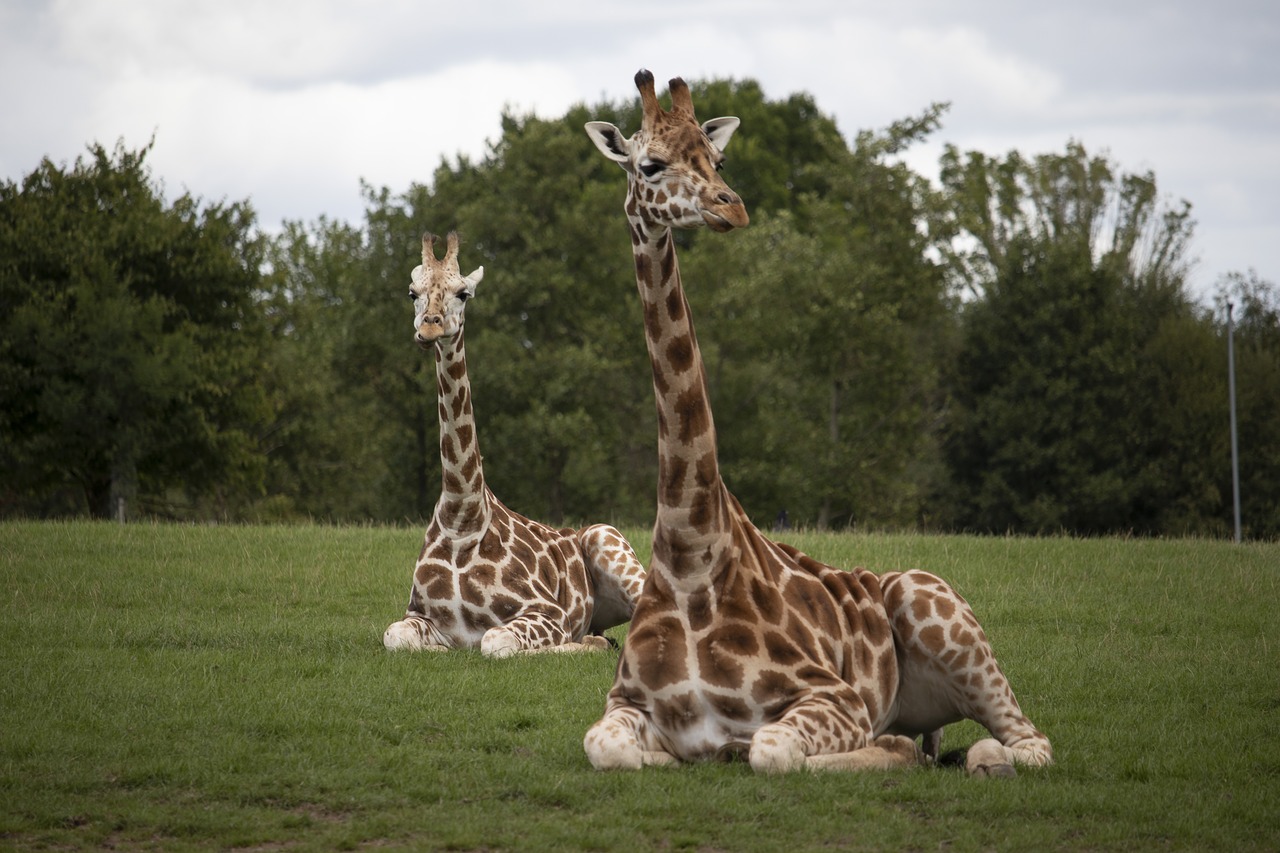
630 216 734 576
432 329 491 538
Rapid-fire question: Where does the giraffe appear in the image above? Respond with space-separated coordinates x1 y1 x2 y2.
382 231 647 658
581 70 1053 776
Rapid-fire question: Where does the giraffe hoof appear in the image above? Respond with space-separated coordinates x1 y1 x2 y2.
965 738 1018 778
480 627 521 658
582 634 615 651
713 741 751 763
970 762 1018 779
383 621 425 651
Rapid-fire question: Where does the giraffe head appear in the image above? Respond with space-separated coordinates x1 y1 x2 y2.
409 231 484 349
585 69 749 233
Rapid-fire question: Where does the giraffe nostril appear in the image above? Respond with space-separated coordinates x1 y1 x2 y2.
716 191 737 206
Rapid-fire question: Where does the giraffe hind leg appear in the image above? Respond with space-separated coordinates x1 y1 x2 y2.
579 524 646 632
931 737 1049 776
883 570 1053 775
921 728 942 763
966 739 1019 777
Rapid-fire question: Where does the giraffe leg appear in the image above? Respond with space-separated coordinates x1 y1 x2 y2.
497 636 614 656
921 728 943 764
481 612 605 658
805 735 923 773
584 704 679 770
383 616 449 651
882 570 1053 775
749 723 922 775
965 739 1021 778
578 524 647 633
748 695 922 775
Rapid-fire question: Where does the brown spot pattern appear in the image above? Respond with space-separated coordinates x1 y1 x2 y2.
585 74 1049 773
390 267 645 656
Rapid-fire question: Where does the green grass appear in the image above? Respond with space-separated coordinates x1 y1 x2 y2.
1 522 1277 851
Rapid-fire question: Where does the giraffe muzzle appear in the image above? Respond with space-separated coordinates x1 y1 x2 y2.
701 205 750 233
701 191 749 233
416 320 445 348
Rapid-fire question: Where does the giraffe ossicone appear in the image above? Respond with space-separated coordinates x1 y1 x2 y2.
582 70 1053 776
383 230 647 658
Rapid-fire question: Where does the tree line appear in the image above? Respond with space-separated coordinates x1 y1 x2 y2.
3 80 1277 538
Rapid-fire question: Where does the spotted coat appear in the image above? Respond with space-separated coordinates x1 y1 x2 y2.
383 232 646 658
582 71 1052 774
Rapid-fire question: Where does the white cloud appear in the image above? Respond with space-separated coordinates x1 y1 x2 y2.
2 0 1276 291
81 59 583 224
50 0 386 83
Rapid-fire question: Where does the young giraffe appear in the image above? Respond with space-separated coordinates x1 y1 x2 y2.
382 231 647 658
582 71 1053 775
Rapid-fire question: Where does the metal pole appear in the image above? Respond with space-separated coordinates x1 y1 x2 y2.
1227 302 1242 543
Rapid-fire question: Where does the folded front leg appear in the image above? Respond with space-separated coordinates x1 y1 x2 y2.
383 615 450 651
748 694 920 775
584 704 679 770
479 610 583 658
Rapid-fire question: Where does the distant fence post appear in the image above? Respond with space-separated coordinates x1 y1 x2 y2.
117 497 126 525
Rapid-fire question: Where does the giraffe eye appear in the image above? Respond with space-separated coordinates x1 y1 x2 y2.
408 291 416 301
639 161 664 178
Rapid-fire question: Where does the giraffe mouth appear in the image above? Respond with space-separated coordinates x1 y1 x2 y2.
701 211 735 232
700 206 750 233
416 325 445 349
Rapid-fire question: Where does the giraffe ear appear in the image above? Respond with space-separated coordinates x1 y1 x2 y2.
585 121 632 168
702 116 741 152
464 266 484 296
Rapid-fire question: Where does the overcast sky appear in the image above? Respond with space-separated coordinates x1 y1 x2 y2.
3 0 1276 302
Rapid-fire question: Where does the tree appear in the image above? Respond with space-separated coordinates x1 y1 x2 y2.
253 81 958 530
686 104 953 529
937 142 1210 534
0 141 269 519
944 236 1149 531
254 215 413 521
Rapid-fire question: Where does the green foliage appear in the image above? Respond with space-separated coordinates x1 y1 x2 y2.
254 216 420 521
687 103 952 529
250 80 950 529
945 238 1136 531
0 141 270 519
6 84 1278 538
3 521 1278 850
938 140 1194 300
937 141 1244 535
386 103 655 525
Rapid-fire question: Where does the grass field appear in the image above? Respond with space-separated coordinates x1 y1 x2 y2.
1 521 1277 851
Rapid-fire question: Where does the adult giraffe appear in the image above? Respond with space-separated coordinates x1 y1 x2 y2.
582 71 1052 775
383 231 646 658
